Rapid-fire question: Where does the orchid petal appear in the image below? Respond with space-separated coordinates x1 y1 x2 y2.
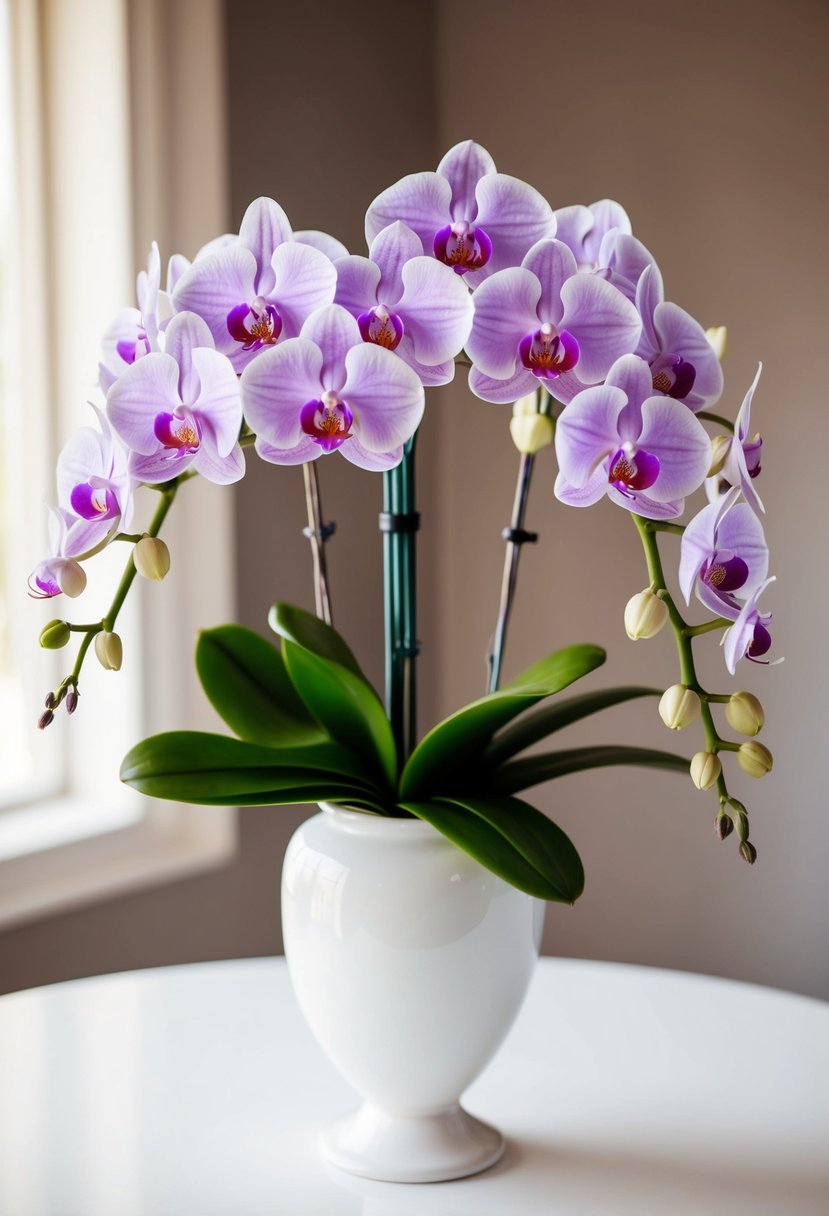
606 487 684 519
342 344 424 452
238 197 293 294
397 257 473 365
270 241 337 339
189 347 243 457
636 397 711 502
241 338 324 451
300 305 362 393
471 173 556 279
723 577 776 675
192 422 246 484
521 239 577 325
553 468 608 508
555 385 626 487
171 245 257 353
716 502 769 594
129 448 195 483
294 229 349 262
369 222 424 305
335 256 382 317
255 434 322 466
468 364 537 404
339 437 404 471
63 517 119 558
560 274 642 384
634 264 663 358
365 171 452 250
466 267 541 379
107 353 182 455
396 336 455 387
163 311 215 403
653 302 724 409
678 492 738 604
555 200 631 267
437 140 497 220
606 354 654 424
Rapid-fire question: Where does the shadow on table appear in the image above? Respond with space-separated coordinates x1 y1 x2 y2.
326 1131 829 1215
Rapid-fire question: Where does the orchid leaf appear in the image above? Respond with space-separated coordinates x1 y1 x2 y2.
491 745 690 795
281 641 398 789
399 644 605 800
120 731 385 808
402 795 584 904
268 602 366 681
485 686 661 766
196 625 325 748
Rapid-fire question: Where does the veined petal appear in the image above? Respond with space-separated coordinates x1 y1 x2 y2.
554 468 608 508
342 344 424 452
555 385 627 487
63 516 119 558
238 197 293 294
335 256 382 317
469 364 537 404
396 336 455 387
171 245 257 353
163 311 215 403
269 242 337 339
607 487 684 519
637 397 711 501
190 347 242 457
294 229 348 262
716 501 769 593
56 427 107 508
365 171 452 250
634 264 663 359
653 302 724 409
255 434 322 466
129 447 196 484
107 353 182 455
339 437 404 471
606 354 654 416
397 257 473 365
241 338 324 451
560 274 642 384
370 222 424 305
300 305 362 393
192 422 246 484
471 173 556 278
599 232 658 301
466 267 541 379
521 239 577 326
679 494 735 604
437 140 496 220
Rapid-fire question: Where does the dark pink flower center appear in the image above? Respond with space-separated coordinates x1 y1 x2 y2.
608 444 660 494
651 353 696 400
154 410 202 453
69 483 120 521
358 306 404 350
518 325 579 380
300 393 353 453
748 621 772 660
702 551 749 593
433 221 492 275
227 296 283 351
116 332 150 365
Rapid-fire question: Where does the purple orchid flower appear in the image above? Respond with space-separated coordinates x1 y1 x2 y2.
99 243 163 393
53 404 136 557
722 577 776 674
707 364 764 515
240 304 424 471
679 487 768 618
106 312 244 484
553 200 631 270
634 263 724 411
171 197 337 372
467 239 642 404
334 222 473 387
365 140 555 286
554 354 712 519
28 507 87 599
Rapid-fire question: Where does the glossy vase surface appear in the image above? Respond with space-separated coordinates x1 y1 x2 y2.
281 805 545 1182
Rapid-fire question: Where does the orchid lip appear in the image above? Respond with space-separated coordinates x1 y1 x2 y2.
358 306 404 351
227 297 283 351
153 410 202 452
433 221 492 275
652 353 697 400
702 552 749 593
28 572 61 599
518 326 580 380
300 393 354 452
69 483 120 521
608 444 660 493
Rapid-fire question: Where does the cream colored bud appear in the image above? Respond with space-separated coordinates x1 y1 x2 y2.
737 740 773 778
509 412 555 455
708 433 732 477
94 630 123 672
705 326 728 361
624 590 669 640
512 390 543 417
659 684 701 730
690 751 722 791
134 536 171 581
725 691 765 737
60 559 87 598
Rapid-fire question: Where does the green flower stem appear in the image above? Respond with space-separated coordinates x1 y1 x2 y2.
697 411 735 433
684 617 732 637
647 521 686 535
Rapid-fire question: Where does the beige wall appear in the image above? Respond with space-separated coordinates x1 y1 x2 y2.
2 0 826 999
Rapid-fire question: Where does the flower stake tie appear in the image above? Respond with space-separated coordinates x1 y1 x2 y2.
31 140 777 893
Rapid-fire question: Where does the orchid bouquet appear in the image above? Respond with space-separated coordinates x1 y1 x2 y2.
31 140 775 903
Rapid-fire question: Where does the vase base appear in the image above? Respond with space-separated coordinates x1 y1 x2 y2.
320 1101 505 1183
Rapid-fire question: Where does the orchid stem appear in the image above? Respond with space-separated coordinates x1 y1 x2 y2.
301 462 334 626
487 450 537 694
684 617 732 637
697 411 735 433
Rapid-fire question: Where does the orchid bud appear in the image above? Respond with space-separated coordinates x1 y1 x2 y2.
659 685 701 730
708 434 731 477
690 751 721 791
44 691 57 710
59 559 87 598
39 619 70 650
739 840 757 865
38 709 54 730
65 688 79 714
94 630 123 672
725 691 765 737
705 326 728 361
716 813 734 840
510 412 555 455
134 536 171 581
624 590 668 640
737 740 773 778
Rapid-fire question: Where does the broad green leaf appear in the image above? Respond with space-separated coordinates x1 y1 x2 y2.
196 625 325 747
268 602 366 681
402 794 584 904
282 641 398 789
399 644 605 800
120 731 385 808
486 687 660 766
491 745 690 795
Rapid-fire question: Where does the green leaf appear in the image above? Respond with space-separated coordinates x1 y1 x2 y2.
491 745 690 795
196 625 325 748
268 602 366 681
120 731 386 808
399 644 605 800
402 794 584 904
282 641 398 789
486 686 661 766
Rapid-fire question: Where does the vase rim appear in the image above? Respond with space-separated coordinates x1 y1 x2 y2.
318 802 438 839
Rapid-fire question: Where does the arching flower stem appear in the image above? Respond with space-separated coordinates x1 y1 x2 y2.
697 411 735 433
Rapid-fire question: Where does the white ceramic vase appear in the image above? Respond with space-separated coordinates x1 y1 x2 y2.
281 803 545 1183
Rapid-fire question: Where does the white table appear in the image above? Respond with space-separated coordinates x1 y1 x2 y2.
0 957 827 1215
